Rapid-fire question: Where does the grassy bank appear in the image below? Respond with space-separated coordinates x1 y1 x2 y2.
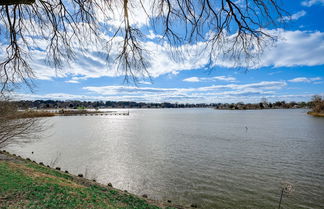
0 151 180 209
307 111 324 117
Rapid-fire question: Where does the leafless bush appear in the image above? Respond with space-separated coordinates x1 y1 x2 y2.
311 95 324 113
0 97 44 148
0 0 287 92
49 151 61 167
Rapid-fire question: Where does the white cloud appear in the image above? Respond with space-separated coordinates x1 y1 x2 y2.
14 80 318 103
253 29 324 68
288 77 321 83
197 29 324 69
80 81 287 103
183 76 236 82
94 0 156 27
215 76 237 82
147 30 163 40
84 81 286 94
138 81 152 85
280 10 306 21
302 0 324 7
65 80 80 84
13 93 106 101
183 77 200 82
73 29 324 77
3 29 324 82
14 92 321 103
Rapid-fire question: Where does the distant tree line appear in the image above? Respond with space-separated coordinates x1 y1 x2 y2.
12 99 314 110
214 100 311 110
15 100 211 109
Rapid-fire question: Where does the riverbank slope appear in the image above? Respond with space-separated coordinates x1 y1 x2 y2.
0 151 180 209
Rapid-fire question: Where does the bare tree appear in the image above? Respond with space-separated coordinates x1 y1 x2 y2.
311 95 324 113
0 0 287 92
0 97 43 148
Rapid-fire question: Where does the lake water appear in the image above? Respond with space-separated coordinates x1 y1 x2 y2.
6 109 324 208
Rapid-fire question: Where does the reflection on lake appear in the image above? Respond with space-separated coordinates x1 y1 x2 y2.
7 109 324 208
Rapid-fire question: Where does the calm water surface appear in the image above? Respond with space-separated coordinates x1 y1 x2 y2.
7 109 324 208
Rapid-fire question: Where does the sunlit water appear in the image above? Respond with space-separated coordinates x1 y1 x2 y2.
6 109 324 208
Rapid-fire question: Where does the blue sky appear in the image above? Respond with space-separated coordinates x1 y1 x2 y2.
4 0 324 103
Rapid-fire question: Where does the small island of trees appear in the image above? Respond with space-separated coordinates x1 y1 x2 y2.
307 95 324 117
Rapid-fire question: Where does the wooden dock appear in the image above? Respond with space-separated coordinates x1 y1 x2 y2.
31 109 130 116
63 112 130 116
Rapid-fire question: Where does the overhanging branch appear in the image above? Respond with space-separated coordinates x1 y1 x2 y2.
0 0 34 5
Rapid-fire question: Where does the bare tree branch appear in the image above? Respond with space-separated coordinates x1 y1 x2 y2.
0 97 44 148
0 0 288 93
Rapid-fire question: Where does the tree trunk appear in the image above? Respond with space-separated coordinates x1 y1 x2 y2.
0 0 34 5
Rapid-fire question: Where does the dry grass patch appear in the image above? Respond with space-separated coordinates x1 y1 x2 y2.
6 162 84 189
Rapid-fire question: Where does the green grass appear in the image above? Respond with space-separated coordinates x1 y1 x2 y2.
0 160 172 209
